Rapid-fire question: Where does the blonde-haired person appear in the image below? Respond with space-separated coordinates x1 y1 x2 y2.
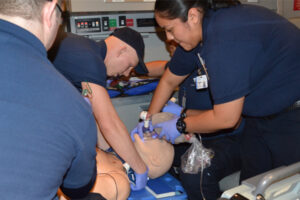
0 0 100 199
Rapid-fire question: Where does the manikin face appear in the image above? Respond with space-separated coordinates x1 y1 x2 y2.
133 112 175 179
155 8 203 51
105 38 138 77
133 134 174 179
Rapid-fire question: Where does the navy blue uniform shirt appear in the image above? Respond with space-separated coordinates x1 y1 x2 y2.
170 5 300 117
52 33 107 92
175 55 244 138
177 56 212 110
0 19 97 199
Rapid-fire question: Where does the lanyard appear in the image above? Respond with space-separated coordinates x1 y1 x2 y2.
197 53 210 80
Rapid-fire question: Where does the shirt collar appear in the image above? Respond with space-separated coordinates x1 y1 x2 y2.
96 40 107 60
202 10 212 47
0 19 47 57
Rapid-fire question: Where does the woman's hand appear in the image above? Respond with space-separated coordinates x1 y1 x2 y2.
162 100 182 116
153 116 181 144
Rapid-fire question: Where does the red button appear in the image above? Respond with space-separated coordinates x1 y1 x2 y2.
126 19 134 27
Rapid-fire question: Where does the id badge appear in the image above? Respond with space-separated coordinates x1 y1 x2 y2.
194 75 208 89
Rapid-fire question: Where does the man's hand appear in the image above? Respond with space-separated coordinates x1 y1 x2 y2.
130 167 149 191
130 121 154 142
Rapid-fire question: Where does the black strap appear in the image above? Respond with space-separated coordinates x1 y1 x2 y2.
180 107 187 118
263 100 300 120
71 193 107 200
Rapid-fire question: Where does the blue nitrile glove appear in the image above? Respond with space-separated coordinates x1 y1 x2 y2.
153 116 181 144
83 97 91 106
130 121 154 142
162 100 182 116
130 167 149 191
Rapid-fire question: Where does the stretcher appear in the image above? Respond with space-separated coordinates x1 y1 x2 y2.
220 161 300 200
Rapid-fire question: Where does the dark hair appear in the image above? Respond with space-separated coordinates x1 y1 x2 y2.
155 0 240 22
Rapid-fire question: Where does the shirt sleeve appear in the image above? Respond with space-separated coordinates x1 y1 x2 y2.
169 46 198 76
53 35 107 91
60 118 97 198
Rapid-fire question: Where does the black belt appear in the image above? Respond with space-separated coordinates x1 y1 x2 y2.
264 100 300 120
285 100 300 112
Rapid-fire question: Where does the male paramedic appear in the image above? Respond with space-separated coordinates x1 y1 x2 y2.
49 27 149 191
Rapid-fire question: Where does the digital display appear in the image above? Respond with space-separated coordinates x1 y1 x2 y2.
136 18 157 27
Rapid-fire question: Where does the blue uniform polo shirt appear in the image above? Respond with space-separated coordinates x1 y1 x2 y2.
170 4 300 117
173 48 244 138
52 33 107 92
178 69 212 110
174 44 212 110
0 19 97 199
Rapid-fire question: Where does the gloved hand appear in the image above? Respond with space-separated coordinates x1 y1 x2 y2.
130 121 154 142
162 100 182 116
130 167 149 191
153 116 181 144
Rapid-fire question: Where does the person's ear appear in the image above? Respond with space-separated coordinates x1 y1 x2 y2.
117 45 127 58
41 0 57 29
187 7 202 26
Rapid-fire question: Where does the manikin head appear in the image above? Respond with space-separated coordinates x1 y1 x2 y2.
133 112 175 179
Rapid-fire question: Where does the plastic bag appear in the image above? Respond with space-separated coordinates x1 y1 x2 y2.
181 135 214 174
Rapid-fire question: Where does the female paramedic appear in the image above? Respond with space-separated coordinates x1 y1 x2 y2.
135 42 244 199
134 0 300 196
166 70 244 199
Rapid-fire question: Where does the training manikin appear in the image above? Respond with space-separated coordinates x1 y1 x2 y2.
97 112 176 179
59 112 177 199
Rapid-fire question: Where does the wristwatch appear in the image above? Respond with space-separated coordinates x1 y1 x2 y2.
176 117 187 134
